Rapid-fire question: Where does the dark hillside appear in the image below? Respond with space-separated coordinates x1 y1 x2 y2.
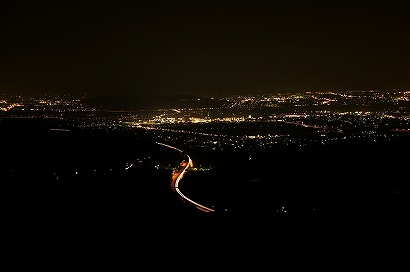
81 94 224 110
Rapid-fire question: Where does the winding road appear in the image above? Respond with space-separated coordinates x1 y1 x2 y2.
156 142 215 213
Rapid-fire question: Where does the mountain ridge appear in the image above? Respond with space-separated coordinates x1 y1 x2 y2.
81 94 224 111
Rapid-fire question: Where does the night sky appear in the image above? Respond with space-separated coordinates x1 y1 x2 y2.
1 0 409 97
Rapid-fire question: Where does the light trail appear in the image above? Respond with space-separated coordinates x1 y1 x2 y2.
156 142 215 213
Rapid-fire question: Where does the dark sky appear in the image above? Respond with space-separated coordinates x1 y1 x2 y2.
1 0 409 97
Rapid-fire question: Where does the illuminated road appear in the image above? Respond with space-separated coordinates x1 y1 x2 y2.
156 142 215 213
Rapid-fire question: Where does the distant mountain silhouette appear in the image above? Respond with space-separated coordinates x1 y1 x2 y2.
81 94 224 110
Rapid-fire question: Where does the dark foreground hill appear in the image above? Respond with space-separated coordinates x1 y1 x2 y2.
2 117 409 257
1 117 215 247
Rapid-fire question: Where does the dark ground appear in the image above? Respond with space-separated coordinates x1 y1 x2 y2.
1 117 408 262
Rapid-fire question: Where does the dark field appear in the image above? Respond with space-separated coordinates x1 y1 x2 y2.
2 117 409 250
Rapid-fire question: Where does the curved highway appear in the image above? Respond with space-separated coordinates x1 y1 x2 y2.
156 142 215 213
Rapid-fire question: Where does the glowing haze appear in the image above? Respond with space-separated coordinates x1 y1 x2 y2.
1 0 409 97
